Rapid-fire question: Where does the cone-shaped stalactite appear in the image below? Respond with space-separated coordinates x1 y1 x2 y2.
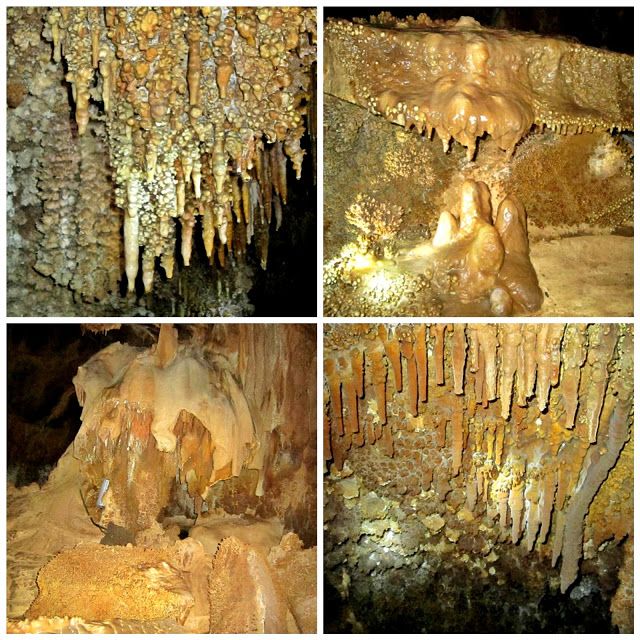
324 323 633 595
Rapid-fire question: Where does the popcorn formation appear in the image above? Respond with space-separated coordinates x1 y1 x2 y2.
41 7 316 294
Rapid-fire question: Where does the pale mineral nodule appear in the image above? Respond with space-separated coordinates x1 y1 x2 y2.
324 323 633 633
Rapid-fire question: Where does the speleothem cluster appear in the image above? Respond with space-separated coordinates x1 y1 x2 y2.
324 324 633 597
9 7 316 305
325 14 632 159
323 13 633 317
7 324 317 633
71 323 317 533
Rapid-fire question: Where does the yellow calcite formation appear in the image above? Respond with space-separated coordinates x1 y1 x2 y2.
44 7 316 292
71 325 267 531
325 14 632 159
324 323 633 594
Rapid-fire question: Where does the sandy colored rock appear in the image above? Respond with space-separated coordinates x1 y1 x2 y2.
189 513 284 556
26 541 203 624
268 532 317 633
208 537 296 633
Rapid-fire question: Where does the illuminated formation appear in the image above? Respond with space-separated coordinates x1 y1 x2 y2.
324 323 632 622
323 13 633 317
51 7 315 291
336 179 543 316
7 8 315 309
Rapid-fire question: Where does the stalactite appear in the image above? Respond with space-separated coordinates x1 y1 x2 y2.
350 347 365 399
508 457 525 544
559 324 588 429
476 324 498 402
535 324 565 412
325 357 343 437
451 399 464 477
524 464 542 551
369 345 388 426
414 324 428 403
400 336 418 417
339 356 359 436
538 460 557 545
432 324 447 386
324 323 633 593
451 324 467 395
323 390 332 465
379 326 402 393
583 324 618 443
493 419 505 467
38 7 316 293
521 324 538 403
499 325 521 419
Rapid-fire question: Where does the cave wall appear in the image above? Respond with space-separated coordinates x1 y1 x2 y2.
203 324 318 545
323 323 633 633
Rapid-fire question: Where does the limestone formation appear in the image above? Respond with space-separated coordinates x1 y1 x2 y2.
323 12 633 317
324 323 632 631
7 324 317 633
325 14 632 157
7 7 316 313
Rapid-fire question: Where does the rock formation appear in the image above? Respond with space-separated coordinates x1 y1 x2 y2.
324 323 632 632
323 12 633 316
7 7 316 315
7 324 316 633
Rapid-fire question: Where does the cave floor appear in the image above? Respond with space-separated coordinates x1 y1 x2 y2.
530 229 633 317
